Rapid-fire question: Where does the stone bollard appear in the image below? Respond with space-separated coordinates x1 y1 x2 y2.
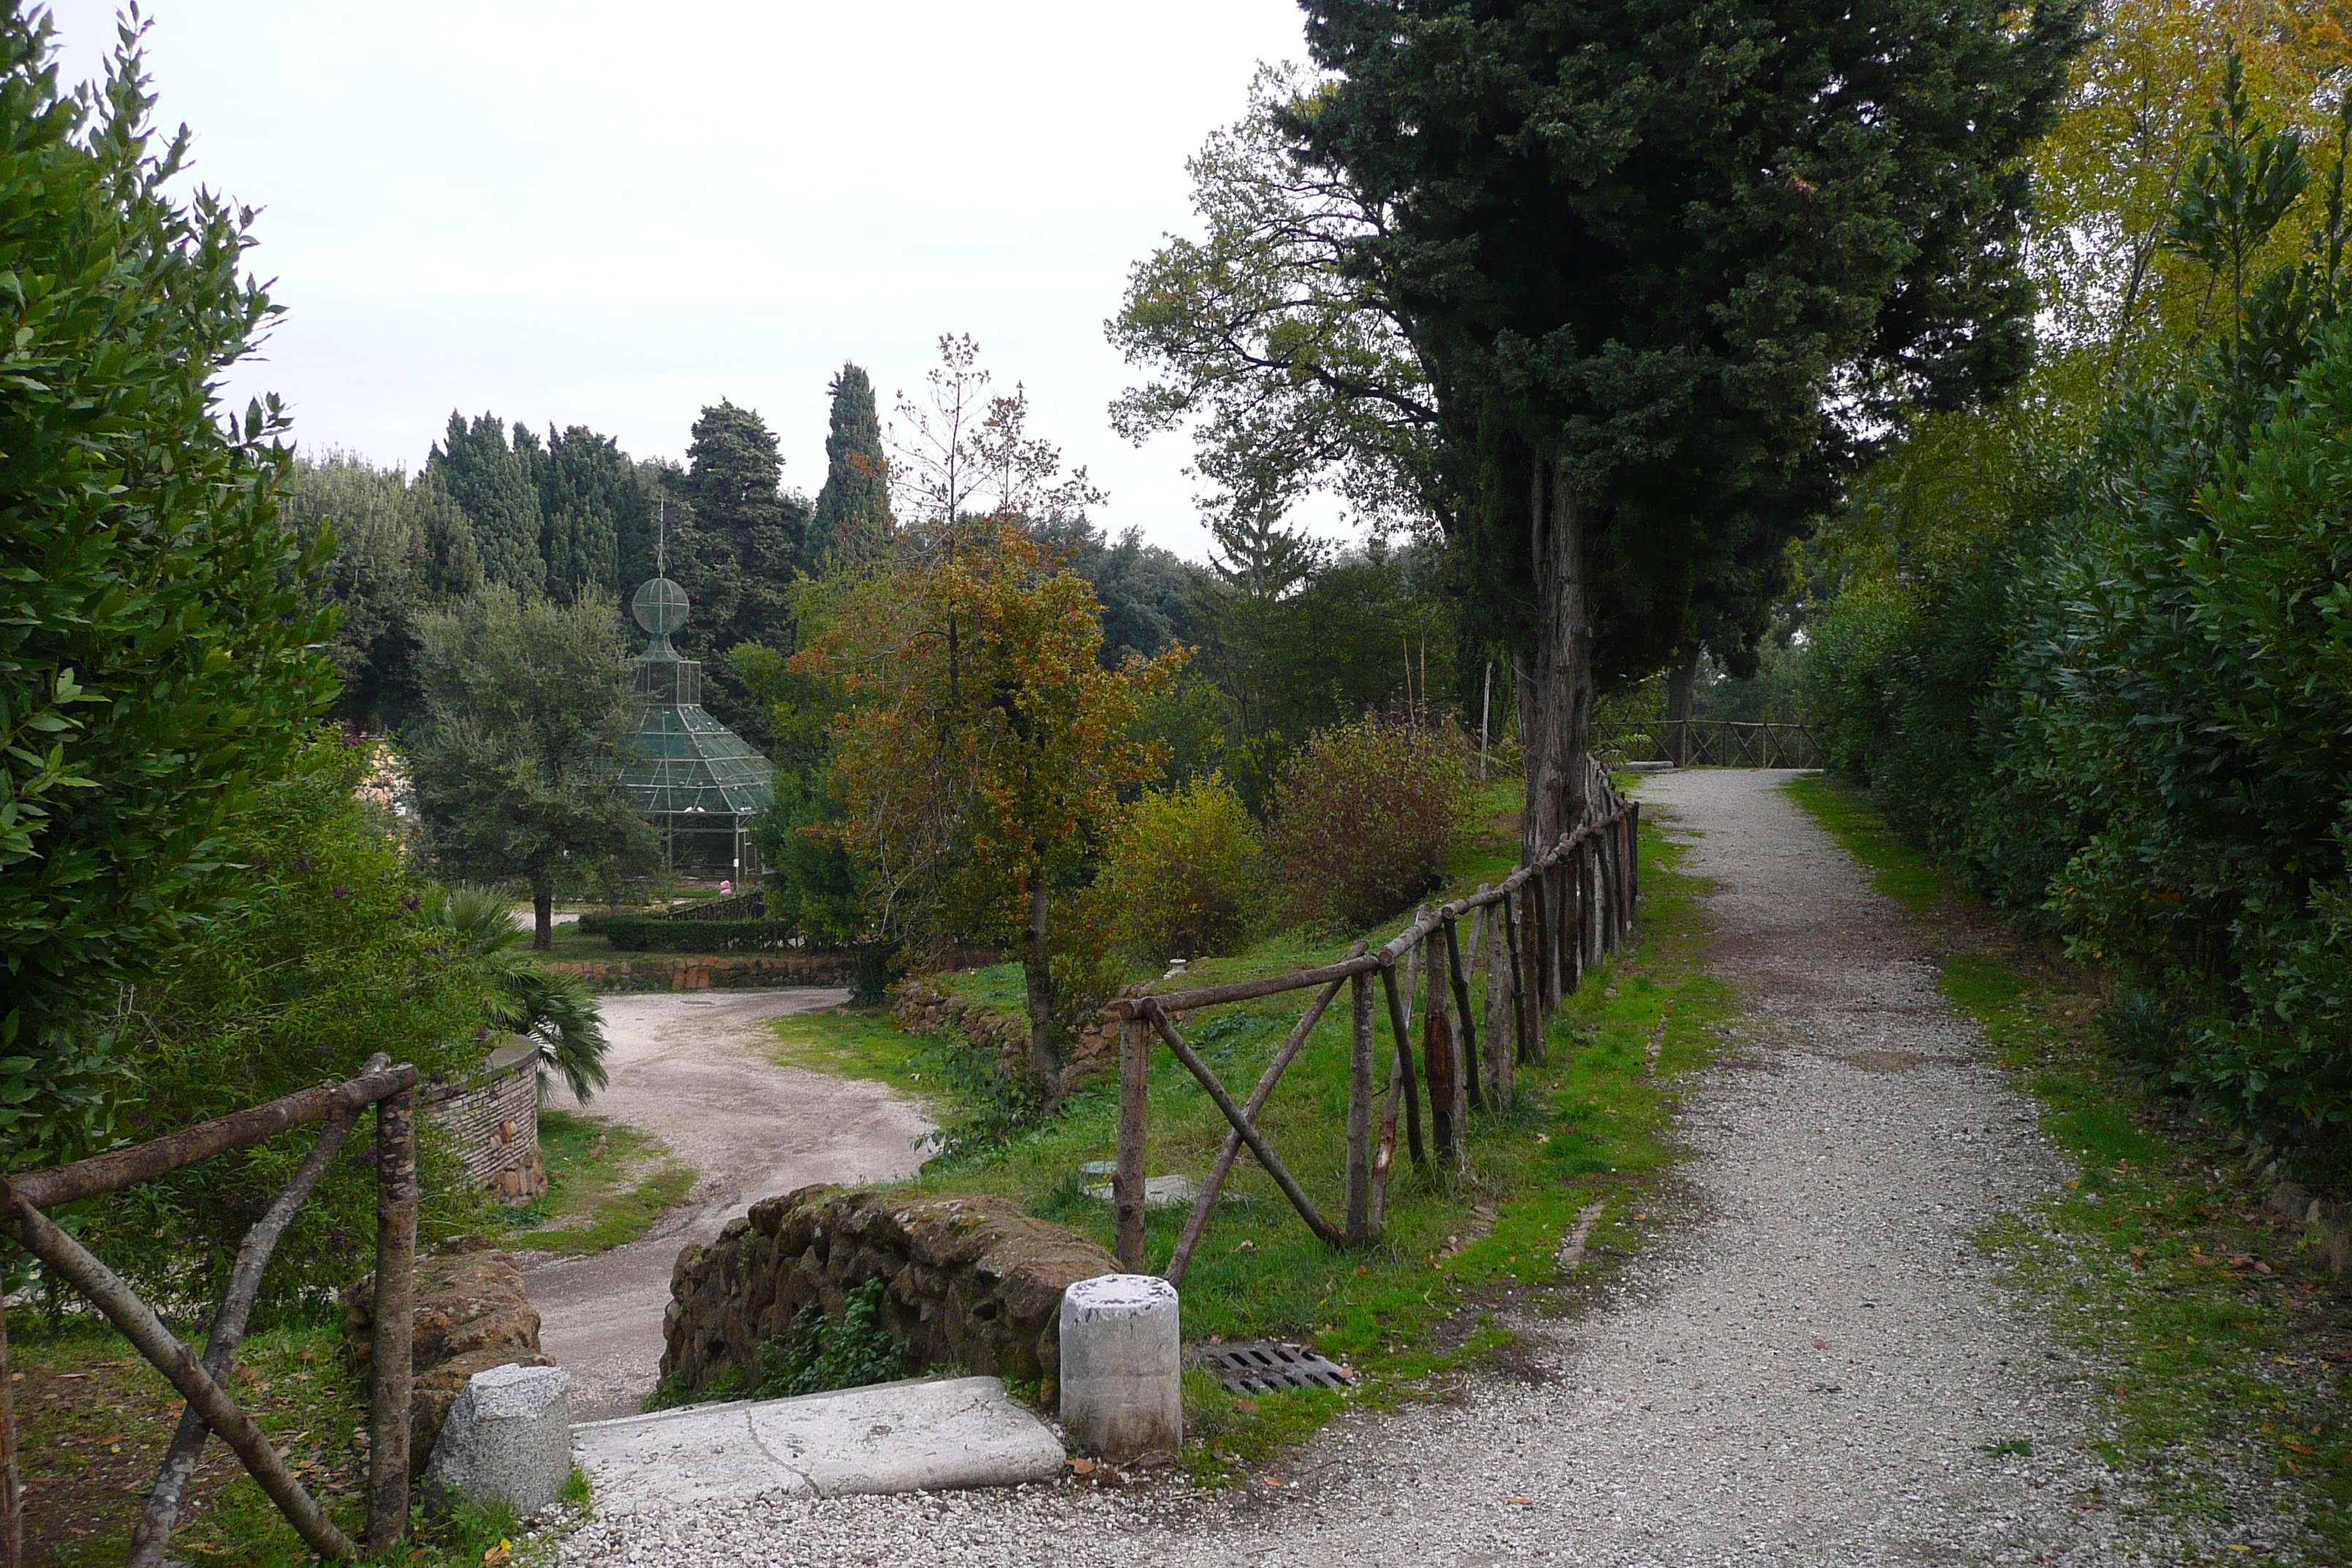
424 1362 573 1518
1058 1273 1181 1460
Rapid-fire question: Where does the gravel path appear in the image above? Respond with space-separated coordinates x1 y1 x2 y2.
528 989 935 1418
560 770 2155 1564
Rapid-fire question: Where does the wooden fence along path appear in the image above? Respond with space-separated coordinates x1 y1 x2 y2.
0 1058 421 1565
1594 717 1824 769
1111 760 1638 1278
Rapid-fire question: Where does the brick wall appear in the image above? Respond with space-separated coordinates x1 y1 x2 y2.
423 1042 547 1204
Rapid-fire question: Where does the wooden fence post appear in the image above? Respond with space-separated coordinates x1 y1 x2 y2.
1599 828 1617 954
1558 857 1580 998
1629 802 1642 916
1529 870 1553 1020
1515 886 1544 1063
366 1085 418 1553
1115 1015 1150 1272
1480 897 1515 1107
1443 911 1482 1114
1378 952 1426 1169
1618 815 1635 942
1346 970 1376 1243
1423 968 1458 1171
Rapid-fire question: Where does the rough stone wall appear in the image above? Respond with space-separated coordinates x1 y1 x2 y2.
423 1049 546 1203
344 1242 551 1477
661 1184 1117 1401
892 980 1133 1096
543 952 861 992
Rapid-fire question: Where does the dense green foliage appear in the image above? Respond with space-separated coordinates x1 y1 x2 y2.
75 733 491 1306
279 455 480 729
1807 60 2352 1147
808 363 892 566
1288 0 2082 843
428 413 549 593
407 588 654 946
0 10 339 1166
420 886 610 1101
589 916 797 952
756 1278 908 1398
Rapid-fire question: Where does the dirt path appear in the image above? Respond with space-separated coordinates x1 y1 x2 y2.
526 989 933 1419
563 769 2174 1565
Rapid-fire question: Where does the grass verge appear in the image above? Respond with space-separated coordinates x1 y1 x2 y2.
493 1107 696 1257
1783 772 2352 1558
773 787 1735 1483
11 1315 573 1568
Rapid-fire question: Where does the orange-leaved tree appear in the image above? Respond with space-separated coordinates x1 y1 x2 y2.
794 521 1180 1085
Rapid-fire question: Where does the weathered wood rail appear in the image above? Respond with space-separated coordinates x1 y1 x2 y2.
1597 717 1824 769
0 1058 421 1565
1109 762 1640 1277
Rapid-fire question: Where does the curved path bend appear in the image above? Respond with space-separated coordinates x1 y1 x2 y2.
527 989 934 1420
561 771 2147 1564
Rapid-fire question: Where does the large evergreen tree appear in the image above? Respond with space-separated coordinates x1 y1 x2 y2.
685 399 806 651
538 423 634 598
1294 0 2084 850
427 412 546 592
809 363 893 566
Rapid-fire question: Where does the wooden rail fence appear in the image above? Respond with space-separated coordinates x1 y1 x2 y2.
1595 717 1825 769
1109 761 1639 1277
0 1057 421 1565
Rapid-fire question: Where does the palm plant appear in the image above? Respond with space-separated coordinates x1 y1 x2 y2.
421 885 611 1102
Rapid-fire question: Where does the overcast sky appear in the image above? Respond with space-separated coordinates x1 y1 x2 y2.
46 1 1325 559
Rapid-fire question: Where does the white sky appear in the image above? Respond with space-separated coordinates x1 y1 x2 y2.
45 0 1329 560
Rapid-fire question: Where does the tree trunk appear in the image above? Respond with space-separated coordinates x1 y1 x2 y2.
1 1297 18 1568
1521 448 1597 859
1665 644 1699 766
532 878 554 951
1022 873 1062 1088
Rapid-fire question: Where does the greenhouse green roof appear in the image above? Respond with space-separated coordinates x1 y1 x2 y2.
612 576 773 823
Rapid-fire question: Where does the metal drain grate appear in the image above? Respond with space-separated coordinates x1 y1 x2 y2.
1196 1341 1356 1393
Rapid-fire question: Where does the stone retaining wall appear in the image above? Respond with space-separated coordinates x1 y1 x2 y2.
660 1184 1117 1401
423 1041 546 1204
891 980 1130 1095
544 951 862 992
343 1242 550 1477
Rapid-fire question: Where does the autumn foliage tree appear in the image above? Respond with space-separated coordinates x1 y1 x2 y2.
795 522 1177 1085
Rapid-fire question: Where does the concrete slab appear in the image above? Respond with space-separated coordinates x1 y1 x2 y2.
571 1375 1065 1515
1081 1175 1197 1208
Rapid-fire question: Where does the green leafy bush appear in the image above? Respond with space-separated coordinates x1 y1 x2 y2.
1806 63 2352 1147
595 918 796 951
756 1278 908 1397
1264 717 1469 931
1 13 336 1167
72 731 493 1309
1096 772 1262 960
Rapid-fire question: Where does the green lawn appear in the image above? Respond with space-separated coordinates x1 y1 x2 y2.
491 1107 697 1256
12 1318 556 1568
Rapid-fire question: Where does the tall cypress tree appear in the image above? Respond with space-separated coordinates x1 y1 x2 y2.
426 412 545 592
809 363 892 567
1293 0 2084 850
685 399 805 653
